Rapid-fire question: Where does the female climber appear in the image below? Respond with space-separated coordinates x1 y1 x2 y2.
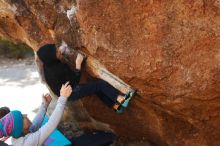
35 43 135 113
0 82 71 145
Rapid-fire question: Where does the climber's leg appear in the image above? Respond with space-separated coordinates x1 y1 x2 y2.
68 79 129 112
95 91 125 113
95 91 115 108
68 79 119 103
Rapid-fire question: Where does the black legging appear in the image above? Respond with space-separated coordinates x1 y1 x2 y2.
69 79 122 108
70 130 116 146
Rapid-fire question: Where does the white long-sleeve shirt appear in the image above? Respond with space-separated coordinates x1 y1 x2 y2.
11 96 67 146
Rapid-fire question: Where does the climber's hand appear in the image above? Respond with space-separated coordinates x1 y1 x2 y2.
60 81 72 98
75 53 84 70
42 93 52 106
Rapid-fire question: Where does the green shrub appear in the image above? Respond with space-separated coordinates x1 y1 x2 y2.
0 37 33 59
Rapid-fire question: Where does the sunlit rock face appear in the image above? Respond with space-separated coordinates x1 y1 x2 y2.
0 0 220 145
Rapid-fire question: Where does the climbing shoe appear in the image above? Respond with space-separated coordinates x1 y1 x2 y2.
121 97 131 108
121 89 137 108
114 105 124 114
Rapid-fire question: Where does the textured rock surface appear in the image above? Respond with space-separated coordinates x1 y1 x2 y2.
0 0 220 145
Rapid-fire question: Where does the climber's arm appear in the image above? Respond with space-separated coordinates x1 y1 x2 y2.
57 44 84 84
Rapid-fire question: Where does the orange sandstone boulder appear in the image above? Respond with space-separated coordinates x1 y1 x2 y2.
0 0 220 145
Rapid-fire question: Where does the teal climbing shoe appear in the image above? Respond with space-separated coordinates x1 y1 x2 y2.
121 96 131 108
116 106 124 114
114 105 124 114
121 89 137 108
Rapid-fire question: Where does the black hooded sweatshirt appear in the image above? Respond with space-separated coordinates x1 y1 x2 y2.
37 44 81 96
